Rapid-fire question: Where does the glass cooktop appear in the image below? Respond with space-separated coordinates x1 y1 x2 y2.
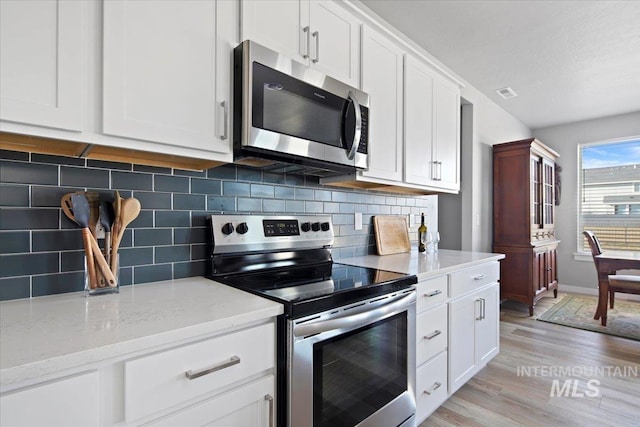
214 262 417 318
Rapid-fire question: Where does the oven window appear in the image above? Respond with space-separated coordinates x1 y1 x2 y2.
313 312 407 426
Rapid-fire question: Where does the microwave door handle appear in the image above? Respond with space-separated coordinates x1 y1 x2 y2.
346 91 362 160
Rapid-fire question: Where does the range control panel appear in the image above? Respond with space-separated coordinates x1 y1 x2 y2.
208 215 334 254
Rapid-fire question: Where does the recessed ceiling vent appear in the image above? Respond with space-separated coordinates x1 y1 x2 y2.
496 87 517 99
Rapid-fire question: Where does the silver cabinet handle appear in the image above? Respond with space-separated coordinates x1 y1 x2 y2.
265 394 274 427
423 382 442 395
185 355 240 380
312 31 319 63
346 91 362 161
424 289 442 298
302 26 310 58
473 274 487 281
475 298 486 320
431 161 438 180
423 330 442 340
220 100 228 140
438 161 443 180
475 298 483 320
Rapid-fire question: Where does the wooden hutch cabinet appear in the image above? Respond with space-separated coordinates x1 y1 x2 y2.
493 138 559 315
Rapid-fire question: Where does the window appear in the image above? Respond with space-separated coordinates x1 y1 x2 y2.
579 138 640 252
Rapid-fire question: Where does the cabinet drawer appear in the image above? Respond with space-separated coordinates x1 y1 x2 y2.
416 304 447 365
416 275 447 313
0 371 99 427
449 261 499 298
124 322 275 422
416 351 448 422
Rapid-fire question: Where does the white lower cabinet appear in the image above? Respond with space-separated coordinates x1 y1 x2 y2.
416 260 501 423
0 371 99 427
0 319 277 426
448 280 500 394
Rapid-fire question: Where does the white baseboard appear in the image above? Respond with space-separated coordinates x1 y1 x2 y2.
559 284 640 301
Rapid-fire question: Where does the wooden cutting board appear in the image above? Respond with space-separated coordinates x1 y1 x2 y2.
373 215 411 255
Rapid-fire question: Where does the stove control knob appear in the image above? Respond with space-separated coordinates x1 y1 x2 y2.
321 222 330 232
236 222 249 234
311 222 321 232
301 222 311 232
221 222 234 235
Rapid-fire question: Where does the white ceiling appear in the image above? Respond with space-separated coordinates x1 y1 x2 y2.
359 0 640 129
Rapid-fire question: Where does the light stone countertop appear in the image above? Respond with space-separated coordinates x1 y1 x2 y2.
0 277 283 389
337 249 505 279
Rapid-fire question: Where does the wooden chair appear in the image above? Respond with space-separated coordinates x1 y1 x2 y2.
608 275 640 308
583 230 640 313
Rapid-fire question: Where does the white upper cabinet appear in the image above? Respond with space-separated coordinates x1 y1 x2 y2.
241 0 361 87
404 54 460 192
103 0 232 155
0 0 83 131
361 25 404 182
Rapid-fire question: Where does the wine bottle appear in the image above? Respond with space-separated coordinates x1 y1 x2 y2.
418 213 427 252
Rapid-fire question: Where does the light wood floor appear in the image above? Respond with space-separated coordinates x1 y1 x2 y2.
420 293 640 427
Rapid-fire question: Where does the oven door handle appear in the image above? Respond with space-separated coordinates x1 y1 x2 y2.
294 292 415 338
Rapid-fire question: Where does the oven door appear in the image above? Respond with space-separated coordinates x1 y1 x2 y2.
288 289 416 427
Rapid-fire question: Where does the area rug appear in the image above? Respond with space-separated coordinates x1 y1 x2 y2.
537 295 640 341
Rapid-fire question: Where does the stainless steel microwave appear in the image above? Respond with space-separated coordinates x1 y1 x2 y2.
233 40 369 176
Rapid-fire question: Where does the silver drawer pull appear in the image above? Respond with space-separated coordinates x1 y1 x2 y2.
424 289 442 297
185 355 240 380
423 382 442 395
473 274 487 280
424 330 442 340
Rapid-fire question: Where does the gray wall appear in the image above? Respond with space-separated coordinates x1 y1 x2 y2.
533 111 640 289
0 149 437 301
447 86 531 253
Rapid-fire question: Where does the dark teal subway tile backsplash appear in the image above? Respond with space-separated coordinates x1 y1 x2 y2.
0 149 436 301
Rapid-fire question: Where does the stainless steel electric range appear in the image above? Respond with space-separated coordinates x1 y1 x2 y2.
206 215 418 427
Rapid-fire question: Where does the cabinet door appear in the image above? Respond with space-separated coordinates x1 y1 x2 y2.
448 292 477 394
433 78 460 191
404 55 435 186
533 249 546 293
0 371 99 427
542 158 555 228
545 245 558 289
150 376 275 427
475 283 499 365
309 0 360 87
241 0 309 64
103 0 231 155
361 25 404 182
0 0 82 131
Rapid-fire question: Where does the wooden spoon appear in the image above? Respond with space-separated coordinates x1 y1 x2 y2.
110 197 141 274
112 191 123 239
71 194 117 288
99 200 115 265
